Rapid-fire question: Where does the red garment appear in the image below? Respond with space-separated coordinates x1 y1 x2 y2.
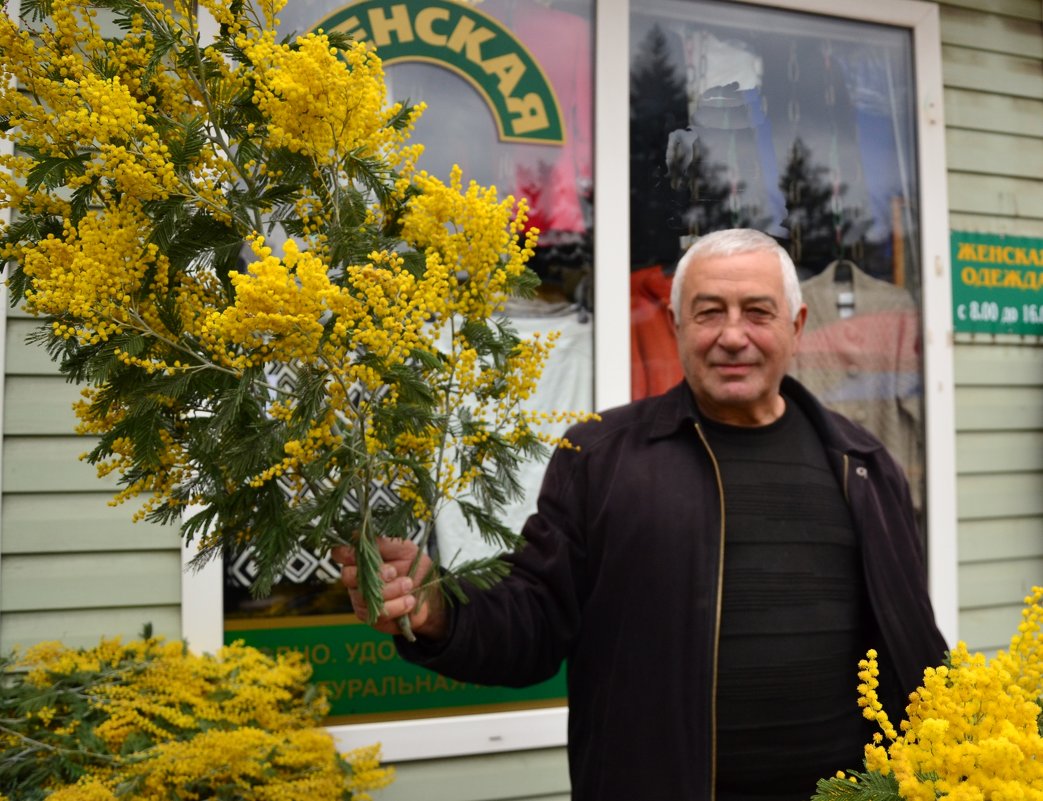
630 265 683 399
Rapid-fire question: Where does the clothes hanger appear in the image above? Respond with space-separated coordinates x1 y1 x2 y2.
833 258 855 284
833 258 857 318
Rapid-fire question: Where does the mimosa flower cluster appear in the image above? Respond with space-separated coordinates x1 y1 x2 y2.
0 0 593 623
815 587 1043 801
0 634 393 801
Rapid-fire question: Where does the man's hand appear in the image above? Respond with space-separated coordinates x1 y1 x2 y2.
332 538 449 641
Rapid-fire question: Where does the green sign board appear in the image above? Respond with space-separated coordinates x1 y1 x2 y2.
951 231 1043 336
226 615 566 724
314 0 565 144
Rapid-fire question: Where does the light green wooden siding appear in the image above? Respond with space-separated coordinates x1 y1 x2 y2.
953 345 1043 651
940 0 1042 18
4 493 177 552
377 750 569 801
0 0 185 649
0 307 182 654
940 0 1043 654
1 607 182 652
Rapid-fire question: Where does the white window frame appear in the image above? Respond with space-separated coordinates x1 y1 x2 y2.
182 0 957 762
0 1 15 612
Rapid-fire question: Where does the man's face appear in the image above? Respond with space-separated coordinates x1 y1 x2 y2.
674 249 807 426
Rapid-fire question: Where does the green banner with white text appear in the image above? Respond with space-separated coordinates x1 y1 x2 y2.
225 614 566 724
951 231 1043 335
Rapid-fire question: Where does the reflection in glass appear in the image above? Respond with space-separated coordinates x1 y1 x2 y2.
225 0 596 619
629 0 925 518
630 0 919 283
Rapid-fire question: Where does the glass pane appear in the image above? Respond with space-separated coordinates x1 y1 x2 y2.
279 0 594 303
629 0 925 518
220 1 591 725
225 0 596 614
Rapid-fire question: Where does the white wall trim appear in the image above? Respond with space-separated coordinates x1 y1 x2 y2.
330 707 568 763
594 0 631 411
908 4 960 650
0 0 21 637
180 537 224 654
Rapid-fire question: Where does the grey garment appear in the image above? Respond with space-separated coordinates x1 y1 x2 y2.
792 259 924 512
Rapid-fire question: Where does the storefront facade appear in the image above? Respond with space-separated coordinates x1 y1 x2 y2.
1 0 1041 798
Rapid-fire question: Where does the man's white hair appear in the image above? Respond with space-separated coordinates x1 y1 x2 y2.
670 229 803 325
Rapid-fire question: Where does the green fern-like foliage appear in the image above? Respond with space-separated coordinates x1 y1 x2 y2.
0 631 392 800
0 0 575 628
813 769 902 801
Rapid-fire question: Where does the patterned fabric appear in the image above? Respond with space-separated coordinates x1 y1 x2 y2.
792 260 923 511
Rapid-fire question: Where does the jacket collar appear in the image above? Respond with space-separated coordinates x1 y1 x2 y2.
646 376 885 457
647 381 701 440
781 375 885 456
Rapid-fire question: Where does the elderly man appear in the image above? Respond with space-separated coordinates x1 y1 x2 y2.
336 228 946 801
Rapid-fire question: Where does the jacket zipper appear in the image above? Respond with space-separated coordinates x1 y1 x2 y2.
695 422 726 801
842 453 850 502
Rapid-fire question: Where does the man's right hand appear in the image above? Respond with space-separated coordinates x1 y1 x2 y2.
332 538 449 641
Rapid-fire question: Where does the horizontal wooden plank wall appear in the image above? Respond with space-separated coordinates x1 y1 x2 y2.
953 346 1043 651
941 0 1043 655
0 307 182 654
942 2 1043 229
376 749 569 801
0 6 186 654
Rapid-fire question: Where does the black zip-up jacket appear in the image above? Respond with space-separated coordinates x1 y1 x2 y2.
399 377 948 801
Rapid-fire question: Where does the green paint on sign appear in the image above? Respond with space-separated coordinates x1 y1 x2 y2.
226 618 566 722
314 0 565 144
951 231 1043 336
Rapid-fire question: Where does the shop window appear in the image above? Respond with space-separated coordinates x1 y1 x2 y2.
183 0 956 760
217 0 594 756
628 0 926 521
